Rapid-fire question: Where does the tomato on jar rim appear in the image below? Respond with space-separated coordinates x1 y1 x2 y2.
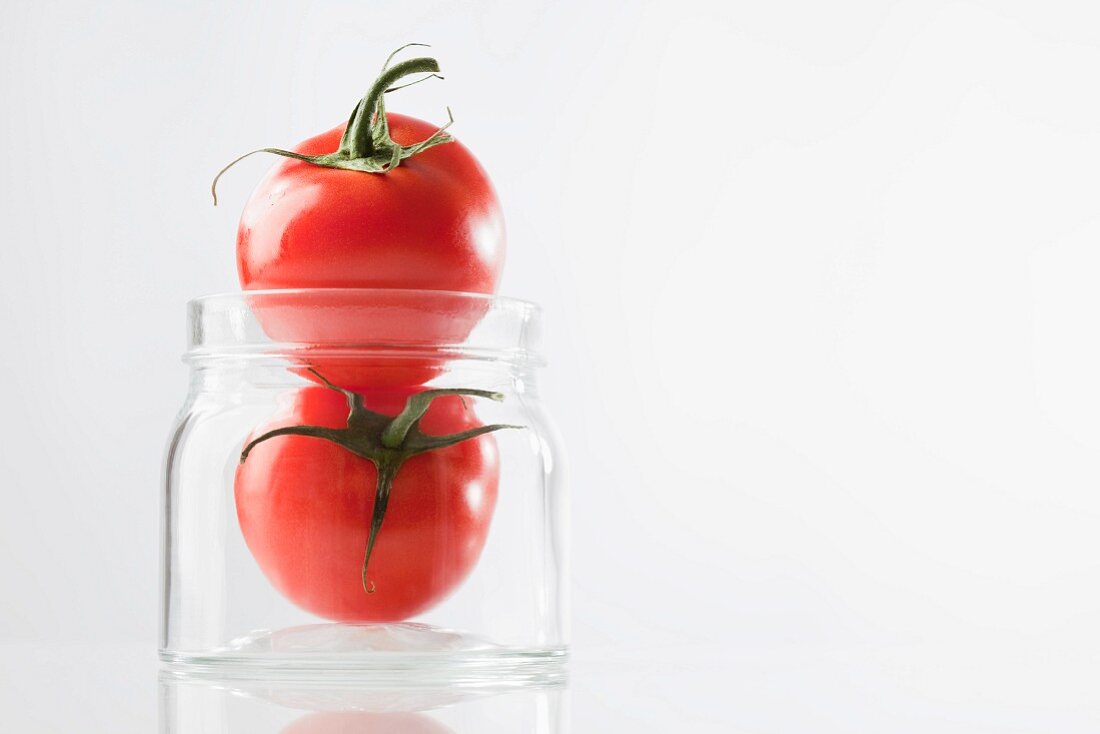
214 45 504 387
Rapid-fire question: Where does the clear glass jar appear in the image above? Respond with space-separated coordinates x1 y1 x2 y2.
160 289 568 681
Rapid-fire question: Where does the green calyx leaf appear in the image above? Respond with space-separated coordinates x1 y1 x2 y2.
211 43 455 205
239 368 521 594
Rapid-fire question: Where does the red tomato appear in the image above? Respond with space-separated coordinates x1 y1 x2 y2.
219 50 505 386
234 384 500 623
236 112 504 295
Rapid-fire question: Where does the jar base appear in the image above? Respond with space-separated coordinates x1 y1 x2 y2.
159 622 567 685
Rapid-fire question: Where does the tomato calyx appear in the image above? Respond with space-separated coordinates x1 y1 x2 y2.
212 44 456 205
239 368 520 594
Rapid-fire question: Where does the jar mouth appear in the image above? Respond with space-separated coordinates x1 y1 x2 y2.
186 288 544 365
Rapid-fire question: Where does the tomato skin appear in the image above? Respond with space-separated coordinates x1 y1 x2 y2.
287 357 445 393
237 112 505 294
234 385 499 622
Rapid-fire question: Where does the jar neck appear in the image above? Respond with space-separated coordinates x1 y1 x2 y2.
184 289 545 402
188 356 540 396
187 289 545 366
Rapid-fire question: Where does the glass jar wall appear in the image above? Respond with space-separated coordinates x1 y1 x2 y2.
160 290 567 681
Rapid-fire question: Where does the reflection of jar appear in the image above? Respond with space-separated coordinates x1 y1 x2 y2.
159 671 567 732
160 290 568 680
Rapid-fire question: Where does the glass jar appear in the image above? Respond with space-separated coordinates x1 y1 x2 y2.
160 289 568 681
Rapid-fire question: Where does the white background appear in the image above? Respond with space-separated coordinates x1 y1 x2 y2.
2 0 1100 730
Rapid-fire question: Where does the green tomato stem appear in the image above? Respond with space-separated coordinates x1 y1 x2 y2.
362 460 399 593
239 370 521 594
211 45 455 205
340 56 441 159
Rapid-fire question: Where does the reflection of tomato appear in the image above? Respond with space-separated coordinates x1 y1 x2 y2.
234 384 500 622
283 711 452 734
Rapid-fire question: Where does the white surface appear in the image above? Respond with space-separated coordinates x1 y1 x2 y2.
2 0 1100 727
3 642 1099 731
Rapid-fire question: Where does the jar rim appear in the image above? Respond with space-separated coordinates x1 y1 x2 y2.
185 288 545 365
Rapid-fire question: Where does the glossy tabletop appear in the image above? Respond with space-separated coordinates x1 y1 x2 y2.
4 639 1097 732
